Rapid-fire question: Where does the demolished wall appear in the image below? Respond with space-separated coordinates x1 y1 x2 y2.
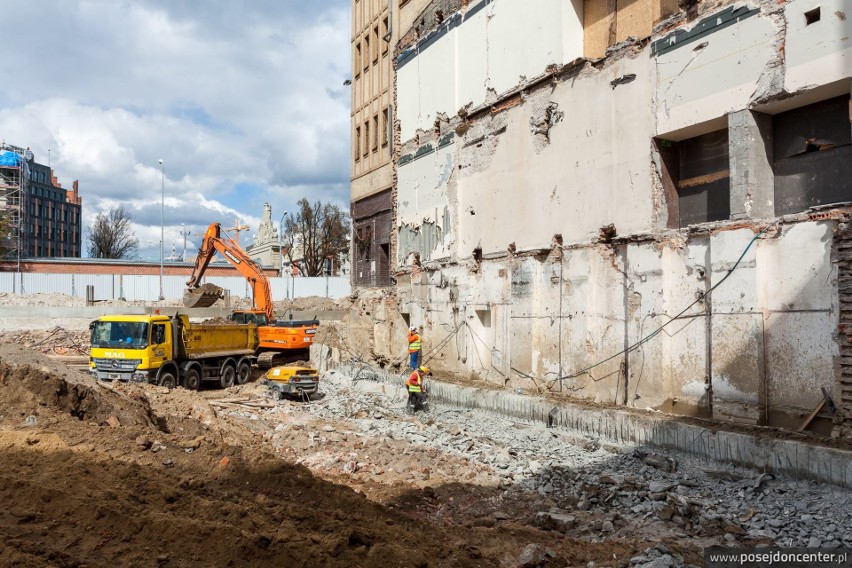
341 0 852 432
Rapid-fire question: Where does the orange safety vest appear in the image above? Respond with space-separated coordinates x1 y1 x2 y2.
408 332 421 353
406 370 423 392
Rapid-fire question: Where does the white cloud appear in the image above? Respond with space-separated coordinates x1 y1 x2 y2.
0 1 351 257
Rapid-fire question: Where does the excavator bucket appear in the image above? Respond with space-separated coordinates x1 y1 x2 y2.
183 283 225 308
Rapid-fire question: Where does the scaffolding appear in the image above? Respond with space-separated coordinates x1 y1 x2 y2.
0 142 31 274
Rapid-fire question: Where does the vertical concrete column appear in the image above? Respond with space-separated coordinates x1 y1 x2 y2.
728 110 774 220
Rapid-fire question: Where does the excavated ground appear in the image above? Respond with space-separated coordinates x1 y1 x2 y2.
0 342 655 567
1 294 851 567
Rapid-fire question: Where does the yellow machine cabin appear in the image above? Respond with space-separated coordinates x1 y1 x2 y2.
263 364 319 398
89 313 257 390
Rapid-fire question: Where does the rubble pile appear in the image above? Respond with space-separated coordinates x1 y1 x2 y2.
3 327 90 355
213 367 852 562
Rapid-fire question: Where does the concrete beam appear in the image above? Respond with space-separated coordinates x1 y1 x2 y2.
728 110 775 220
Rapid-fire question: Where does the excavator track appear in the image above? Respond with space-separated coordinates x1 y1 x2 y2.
256 350 310 370
183 283 225 308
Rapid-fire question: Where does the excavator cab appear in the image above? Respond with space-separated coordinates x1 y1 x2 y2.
230 311 269 326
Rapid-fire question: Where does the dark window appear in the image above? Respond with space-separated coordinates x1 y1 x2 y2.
357 225 372 261
355 126 361 161
363 33 370 71
674 129 731 226
363 120 370 158
382 107 389 146
355 42 362 78
382 16 389 53
773 95 852 215
804 7 820 24
152 324 166 345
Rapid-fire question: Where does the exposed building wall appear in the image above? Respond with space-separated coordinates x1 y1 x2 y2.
395 219 840 428
351 0 400 288
784 0 852 94
396 136 455 262
365 0 852 432
396 0 584 141
653 6 778 138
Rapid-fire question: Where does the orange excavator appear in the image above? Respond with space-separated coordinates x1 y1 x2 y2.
183 222 318 369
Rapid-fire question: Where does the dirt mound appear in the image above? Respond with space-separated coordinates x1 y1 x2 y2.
273 295 352 313
0 344 154 428
0 342 601 567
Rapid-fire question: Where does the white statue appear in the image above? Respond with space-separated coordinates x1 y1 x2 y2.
256 202 276 245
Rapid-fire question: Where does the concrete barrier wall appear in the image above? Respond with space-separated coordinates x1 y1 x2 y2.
323 355 852 489
0 273 351 301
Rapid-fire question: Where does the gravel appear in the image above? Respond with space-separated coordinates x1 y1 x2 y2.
306 367 852 551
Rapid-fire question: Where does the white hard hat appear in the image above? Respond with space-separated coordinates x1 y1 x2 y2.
409 325 417 331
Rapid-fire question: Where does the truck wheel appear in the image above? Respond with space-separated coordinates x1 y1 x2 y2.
236 361 252 385
182 369 201 391
159 371 177 390
220 366 236 389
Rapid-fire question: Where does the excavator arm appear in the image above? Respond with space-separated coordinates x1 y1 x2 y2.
184 223 274 321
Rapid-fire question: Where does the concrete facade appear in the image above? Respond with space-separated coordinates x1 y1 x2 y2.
348 0 852 433
350 0 400 287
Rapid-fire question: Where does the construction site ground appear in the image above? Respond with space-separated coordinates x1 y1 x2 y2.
1 294 851 567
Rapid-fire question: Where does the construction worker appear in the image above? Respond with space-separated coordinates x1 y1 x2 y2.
406 365 430 412
407 325 422 369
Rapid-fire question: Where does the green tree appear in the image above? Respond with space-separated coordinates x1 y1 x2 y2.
283 198 350 277
86 206 139 259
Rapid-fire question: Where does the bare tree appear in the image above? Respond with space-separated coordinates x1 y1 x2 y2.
0 212 15 259
283 198 350 277
87 206 139 259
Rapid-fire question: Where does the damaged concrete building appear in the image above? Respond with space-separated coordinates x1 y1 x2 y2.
349 0 852 433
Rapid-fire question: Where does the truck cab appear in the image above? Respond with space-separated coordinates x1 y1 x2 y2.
89 315 173 384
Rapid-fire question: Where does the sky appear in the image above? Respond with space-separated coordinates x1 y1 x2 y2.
0 0 351 260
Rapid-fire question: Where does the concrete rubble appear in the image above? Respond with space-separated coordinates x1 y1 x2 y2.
217 365 852 558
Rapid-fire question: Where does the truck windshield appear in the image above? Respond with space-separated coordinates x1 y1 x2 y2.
91 321 149 349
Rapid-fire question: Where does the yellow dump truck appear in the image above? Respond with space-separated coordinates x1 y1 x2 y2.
89 313 257 390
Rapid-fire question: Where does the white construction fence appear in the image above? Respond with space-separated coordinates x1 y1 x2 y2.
0 273 351 302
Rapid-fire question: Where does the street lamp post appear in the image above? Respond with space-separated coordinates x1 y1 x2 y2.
158 159 164 301
181 223 187 262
